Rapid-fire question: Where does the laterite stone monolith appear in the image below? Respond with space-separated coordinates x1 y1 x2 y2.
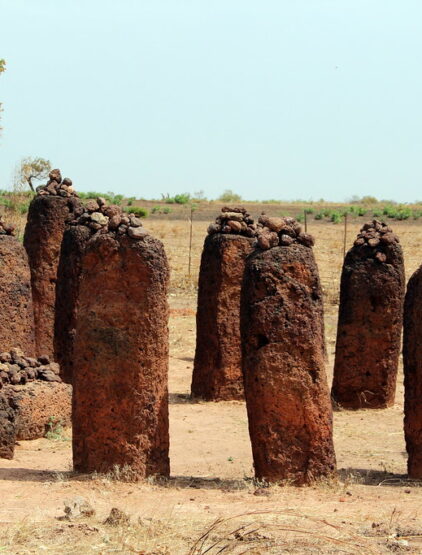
72 231 170 478
0 234 35 355
192 209 256 400
332 221 405 409
24 171 81 357
241 219 336 484
403 265 422 479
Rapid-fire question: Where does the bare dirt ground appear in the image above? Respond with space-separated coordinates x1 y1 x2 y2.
0 219 421 554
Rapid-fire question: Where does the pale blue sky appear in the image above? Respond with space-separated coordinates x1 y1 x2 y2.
1 1 421 201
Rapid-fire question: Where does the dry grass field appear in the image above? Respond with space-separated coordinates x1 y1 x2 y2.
0 215 422 553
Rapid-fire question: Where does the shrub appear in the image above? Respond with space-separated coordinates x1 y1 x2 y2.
151 206 161 214
162 207 171 214
330 211 342 224
173 193 191 205
314 211 324 220
123 206 148 217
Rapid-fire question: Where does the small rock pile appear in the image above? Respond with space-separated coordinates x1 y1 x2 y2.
69 198 149 240
207 207 257 237
0 349 61 388
0 216 15 236
256 215 315 250
353 220 399 262
36 169 78 198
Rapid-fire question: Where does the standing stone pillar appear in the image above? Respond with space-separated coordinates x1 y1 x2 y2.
72 220 170 478
54 199 123 383
0 219 35 355
403 265 422 479
332 220 405 409
191 207 257 401
24 170 81 357
241 217 336 484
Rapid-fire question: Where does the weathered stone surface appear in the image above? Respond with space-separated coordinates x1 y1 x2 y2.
332 224 405 409
192 233 255 401
8 382 71 440
24 195 81 357
0 393 17 459
55 225 91 383
72 233 170 478
0 236 36 356
403 265 422 479
241 244 336 484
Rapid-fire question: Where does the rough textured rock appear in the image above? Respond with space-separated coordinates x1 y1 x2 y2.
24 195 81 357
54 225 91 383
72 233 170 478
241 243 336 484
10 382 71 440
403 265 422 479
0 236 36 356
192 233 255 401
0 393 17 459
332 221 405 409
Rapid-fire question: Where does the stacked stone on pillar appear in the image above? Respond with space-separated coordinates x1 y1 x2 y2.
55 198 125 383
24 169 82 357
403 265 422 479
191 207 257 401
241 217 336 485
0 217 35 356
72 220 170 478
332 220 405 409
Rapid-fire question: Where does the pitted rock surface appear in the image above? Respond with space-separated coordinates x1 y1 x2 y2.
72 232 170 478
56 199 150 384
332 221 405 409
403 265 422 478
24 186 82 357
0 215 15 236
35 169 78 198
0 235 36 356
0 393 17 459
207 206 257 238
241 243 336 484
192 232 255 401
256 215 315 250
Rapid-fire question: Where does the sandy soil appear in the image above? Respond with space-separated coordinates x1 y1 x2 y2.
0 220 421 554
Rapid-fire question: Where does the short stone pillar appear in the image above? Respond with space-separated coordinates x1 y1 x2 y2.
191 207 257 401
0 393 17 459
241 217 336 484
0 221 35 356
54 199 123 383
24 170 81 357
72 224 170 478
332 220 405 409
403 265 422 479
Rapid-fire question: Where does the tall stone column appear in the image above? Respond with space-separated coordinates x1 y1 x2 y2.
403 265 422 479
191 207 256 401
0 219 35 356
241 217 336 484
72 222 170 478
24 170 81 357
332 220 405 409
54 199 123 383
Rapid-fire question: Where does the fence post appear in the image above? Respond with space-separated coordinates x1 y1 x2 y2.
343 212 348 258
188 204 194 276
304 210 307 233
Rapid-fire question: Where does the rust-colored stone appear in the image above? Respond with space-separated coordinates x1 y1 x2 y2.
72 233 170 478
0 236 35 355
0 393 17 459
192 233 255 401
403 265 422 479
332 228 405 409
241 244 336 484
54 225 91 383
24 195 81 357
9 382 72 440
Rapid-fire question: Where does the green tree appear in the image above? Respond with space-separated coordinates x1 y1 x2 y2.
14 157 52 192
